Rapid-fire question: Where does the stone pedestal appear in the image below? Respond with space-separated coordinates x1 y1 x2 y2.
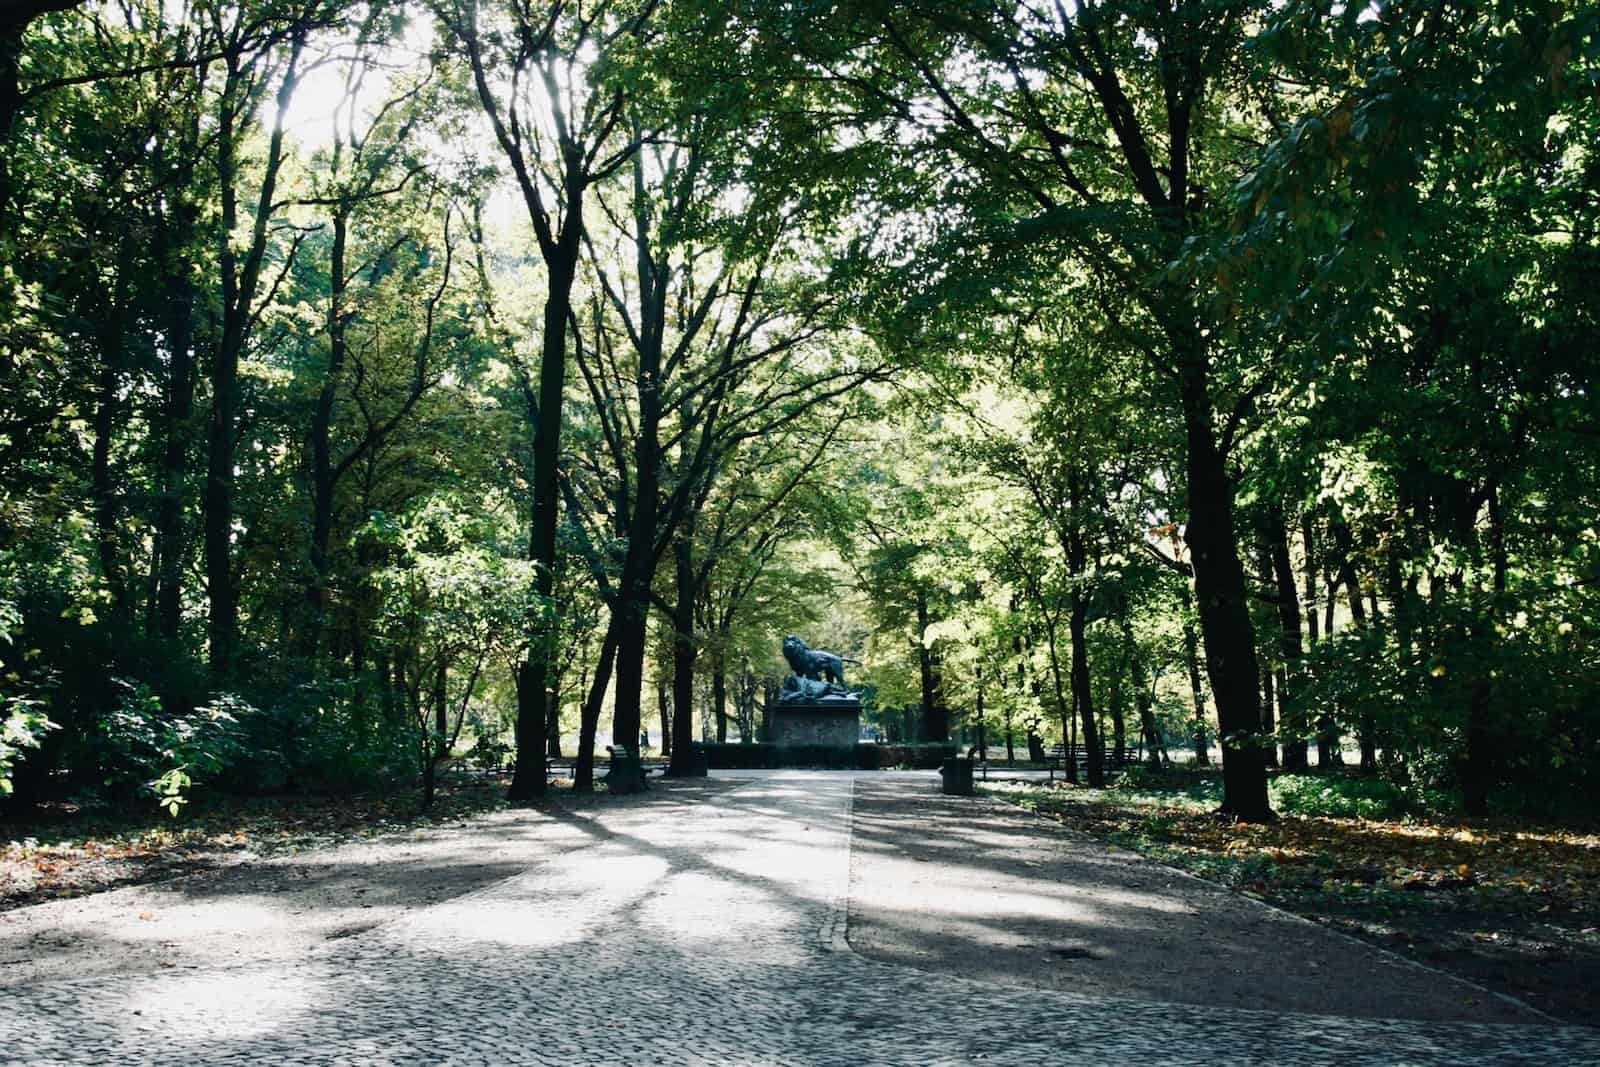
768 699 861 747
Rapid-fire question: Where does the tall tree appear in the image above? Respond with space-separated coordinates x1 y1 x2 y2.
438 0 652 799
204 8 319 674
739 0 1282 816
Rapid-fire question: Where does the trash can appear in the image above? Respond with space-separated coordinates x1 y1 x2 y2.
604 745 647 793
688 742 710 777
940 756 975 796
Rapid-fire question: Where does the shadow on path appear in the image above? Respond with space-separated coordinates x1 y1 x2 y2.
846 776 1547 1024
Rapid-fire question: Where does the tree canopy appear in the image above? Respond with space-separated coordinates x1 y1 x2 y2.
1 0 1597 824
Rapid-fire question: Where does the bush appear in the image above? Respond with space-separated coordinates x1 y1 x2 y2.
94 681 247 814
868 743 959 769
223 676 414 794
1 697 54 798
1269 773 1407 819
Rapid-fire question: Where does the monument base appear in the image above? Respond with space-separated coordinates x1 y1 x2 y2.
767 700 861 747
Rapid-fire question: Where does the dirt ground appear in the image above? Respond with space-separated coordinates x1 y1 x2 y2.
845 777 1552 1024
0 778 738 987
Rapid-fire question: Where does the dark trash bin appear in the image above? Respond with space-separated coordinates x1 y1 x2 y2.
687 742 710 777
604 745 647 793
940 756 975 796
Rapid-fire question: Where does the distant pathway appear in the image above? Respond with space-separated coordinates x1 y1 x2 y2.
2 772 1595 1066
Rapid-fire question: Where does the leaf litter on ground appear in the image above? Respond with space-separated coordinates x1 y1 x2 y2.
0 774 605 911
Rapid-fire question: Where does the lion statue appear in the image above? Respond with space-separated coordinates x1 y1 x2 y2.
782 634 857 689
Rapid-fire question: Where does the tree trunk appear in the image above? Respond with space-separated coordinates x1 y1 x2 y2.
206 37 304 677
305 210 350 655
1253 545 1278 768
508 237 580 801
434 660 448 748
1122 616 1163 766
1331 518 1378 772
1041 609 1077 784
1181 585 1209 765
573 619 621 793
1107 659 1125 765
915 587 947 741
656 679 672 756
667 527 699 775
1303 516 1339 769
608 546 653 758
154 191 198 640
1259 661 1277 767
1461 484 1508 815
975 663 988 759
1268 504 1308 770
91 247 133 623
712 665 728 743
546 667 563 759
602 207 670 774
1069 593 1103 787
607 461 659 772
513 660 543 791
204 304 241 676
1179 360 1270 819
1068 681 1078 769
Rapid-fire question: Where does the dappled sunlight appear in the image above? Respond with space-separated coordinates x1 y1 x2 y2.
635 869 809 965
6 771 1590 1064
402 850 668 950
125 967 320 1044
864 870 1196 923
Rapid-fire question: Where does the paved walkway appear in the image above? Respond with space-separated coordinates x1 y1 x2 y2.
2 772 1595 1065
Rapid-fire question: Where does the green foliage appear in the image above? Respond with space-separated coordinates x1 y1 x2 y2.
2 0 1599 827
1270 774 1408 821
94 683 247 815
225 678 416 794
0 593 56 797
1 699 55 798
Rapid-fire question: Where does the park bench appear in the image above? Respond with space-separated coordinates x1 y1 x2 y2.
972 744 1148 783
479 753 674 786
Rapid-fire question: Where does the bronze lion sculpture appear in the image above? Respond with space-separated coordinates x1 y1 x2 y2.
782 634 857 688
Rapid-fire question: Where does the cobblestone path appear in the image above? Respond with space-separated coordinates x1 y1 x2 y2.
3 772 1595 1066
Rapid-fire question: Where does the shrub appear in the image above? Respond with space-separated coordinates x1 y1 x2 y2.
867 743 959 769
95 681 247 814
1 697 54 798
224 676 414 794
1269 773 1407 819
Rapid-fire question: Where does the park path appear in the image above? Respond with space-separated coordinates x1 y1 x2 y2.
1 771 1595 1066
